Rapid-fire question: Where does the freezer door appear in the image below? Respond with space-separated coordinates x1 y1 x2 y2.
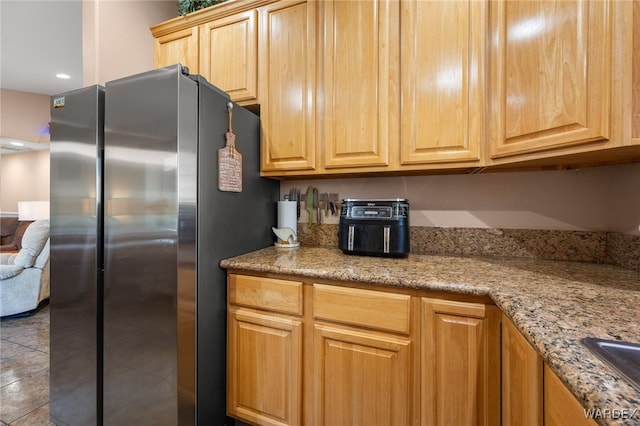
102 65 197 425
49 85 104 426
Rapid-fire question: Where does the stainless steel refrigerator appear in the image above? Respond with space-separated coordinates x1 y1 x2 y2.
50 64 279 425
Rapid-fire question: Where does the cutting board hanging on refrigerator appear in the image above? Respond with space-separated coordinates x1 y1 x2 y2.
218 102 242 192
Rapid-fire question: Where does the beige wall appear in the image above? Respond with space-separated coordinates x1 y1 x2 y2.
0 150 50 213
281 163 640 236
0 0 175 213
611 164 640 235
82 0 176 86
0 89 51 143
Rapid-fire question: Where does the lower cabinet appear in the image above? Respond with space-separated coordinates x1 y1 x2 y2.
227 307 303 426
313 323 412 425
501 313 543 426
544 364 597 426
227 274 304 426
421 298 501 426
312 283 415 425
227 273 500 425
501 315 597 426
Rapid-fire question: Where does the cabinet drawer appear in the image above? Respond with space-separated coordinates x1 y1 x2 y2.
313 284 411 334
229 274 303 315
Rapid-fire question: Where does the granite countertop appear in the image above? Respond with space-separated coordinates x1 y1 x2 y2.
221 246 640 425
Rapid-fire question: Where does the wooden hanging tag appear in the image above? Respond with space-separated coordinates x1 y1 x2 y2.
218 102 242 192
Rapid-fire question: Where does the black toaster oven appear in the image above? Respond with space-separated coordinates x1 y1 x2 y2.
338 199 410 257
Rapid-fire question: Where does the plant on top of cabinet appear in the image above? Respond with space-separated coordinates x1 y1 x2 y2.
178 0 228 16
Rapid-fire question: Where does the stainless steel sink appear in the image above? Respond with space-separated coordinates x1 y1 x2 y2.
582 337 640 391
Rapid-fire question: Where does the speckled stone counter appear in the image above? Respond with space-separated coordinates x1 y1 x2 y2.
221 246 640 426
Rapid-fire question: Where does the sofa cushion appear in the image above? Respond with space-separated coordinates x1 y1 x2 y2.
14 220 50 268
0 217 19 239
0 264 23 280
0 219 32 252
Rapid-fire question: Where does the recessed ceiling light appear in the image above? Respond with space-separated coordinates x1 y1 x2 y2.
56 73 71 79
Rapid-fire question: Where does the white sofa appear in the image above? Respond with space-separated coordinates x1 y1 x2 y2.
0 219 50 317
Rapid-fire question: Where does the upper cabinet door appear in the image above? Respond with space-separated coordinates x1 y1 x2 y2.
400 0 485 166
154 27 200 73
319 0 398 169
489 1 612 159
200 10 258 105
259 0 316 173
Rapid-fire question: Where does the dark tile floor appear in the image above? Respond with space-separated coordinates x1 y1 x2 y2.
0 305 54 425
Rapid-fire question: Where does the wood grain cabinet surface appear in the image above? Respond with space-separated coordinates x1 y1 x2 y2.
544 364 598 426
227 273 607 426
258 0 316 173
227 274 303 426
311 284 415 425
312 323 413 426
421 298 501 426
501 314 543 426
153 26 200 74
227 306 302 426
488 0 640 168
501 315 598 426
317 0 396 172
199 9 258 105
150 0 272 106
399 0 485 169
152 0 640 177
227 273 507 425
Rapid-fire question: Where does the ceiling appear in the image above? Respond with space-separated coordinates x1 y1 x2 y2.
1 0 83 154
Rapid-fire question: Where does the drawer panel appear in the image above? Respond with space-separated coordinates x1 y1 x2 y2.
313 284 411 334
229 274 303 315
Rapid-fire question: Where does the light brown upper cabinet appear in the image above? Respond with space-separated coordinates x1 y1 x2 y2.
488 0 640 166
258 0 316 173
150 0 270 106
489 1 610 158
153 27 200 74
200 10 258 105
152 0 640 176
400 0 486 169
317 0 398 171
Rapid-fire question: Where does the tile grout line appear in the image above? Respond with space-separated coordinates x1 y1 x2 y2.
6 402 50 426
0 339 49 356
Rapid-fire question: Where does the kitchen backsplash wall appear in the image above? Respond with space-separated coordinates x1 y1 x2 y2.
297 224 639 272
282 163 640 271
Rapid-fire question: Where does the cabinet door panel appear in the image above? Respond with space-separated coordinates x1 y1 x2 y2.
401 0 484 165
200 10 258 104
490 1 611 157
320 0 397 169
501 315 543 426
421 298 500 426
313 323 411 425
259 0 316 172
544 364 597 426
154 27 199 73
228 307 302 426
